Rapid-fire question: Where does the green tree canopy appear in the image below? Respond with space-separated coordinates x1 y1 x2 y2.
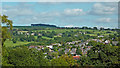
0 15 13 46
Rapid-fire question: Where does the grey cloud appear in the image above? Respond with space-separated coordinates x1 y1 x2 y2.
88 3 118 16
14 16 54 25
3 7 35 19
63 8 86 16
60 17 83 23
95 18 117 23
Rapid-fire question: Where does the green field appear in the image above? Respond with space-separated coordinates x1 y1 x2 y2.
33 29 117 34
4 39 33 47
42 36 54 40
5 28 118 47
33 29 81 33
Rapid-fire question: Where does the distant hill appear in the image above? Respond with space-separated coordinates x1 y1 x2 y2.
31 24 57 28
12 24 118 31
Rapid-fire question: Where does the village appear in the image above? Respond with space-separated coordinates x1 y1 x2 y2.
12 30 119 60
28 38 118 60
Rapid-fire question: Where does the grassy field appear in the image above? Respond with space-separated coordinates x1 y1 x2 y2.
33 29 117 33
34 36 38 39
4 39 33 47
4 28 118 47
42 36 54 40
33 29 82 33
34 36 54 40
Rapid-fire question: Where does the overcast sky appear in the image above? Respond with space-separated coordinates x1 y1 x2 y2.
2 2 118 28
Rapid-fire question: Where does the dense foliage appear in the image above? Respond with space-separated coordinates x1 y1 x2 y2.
2 46 50 66
0 15 13 45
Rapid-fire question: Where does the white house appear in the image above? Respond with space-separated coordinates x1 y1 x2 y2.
31 33 35 35
46 45 53 49
105 40 110 44
98 35 104 38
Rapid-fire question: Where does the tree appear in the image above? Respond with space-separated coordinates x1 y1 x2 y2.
51 56 69 66
86 42 119 66
100 27 104 30
43 47 49 53
12 38 17 43
1 15 13 46
38 36 42 38
97 33 100 36
58 50 64 56
50 54 76 66
82 27 88 29
87 41 97 46
2 46 50 66
93 27 97 30
76 48 82 55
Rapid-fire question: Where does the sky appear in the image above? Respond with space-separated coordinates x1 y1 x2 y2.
1 2 118 28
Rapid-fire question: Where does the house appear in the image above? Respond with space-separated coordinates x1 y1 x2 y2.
29 45 44 51
87 46 92 49
101 39 105 41
69 45 72 48
82 51 87 55
79 32 82 34
58 48 63 51
31 33 35 35
105 40 110 44
49 49 53 52
52 43 62 46
18 32 23 34
92 39 97 41
24 32 29 35
38 33 42 36
29 45 37 49
29 45 35 48
26 33 29 35
75 40 81 43
64 49 70 54
78 43 83 47
37 48 41 51
46 45 53 49
43 53 48 55
73 56 80 60
57 33 62 36
85 42 88 45
76 55 81 56
38 46 44 49
81 49 84 52
112 41 118 45
70 48 77 55
75 45 78 47
74 35 78 37
66 41 76 45
99 39 102 42
98 35 104 38
96 39 100 42
66 42 72 45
